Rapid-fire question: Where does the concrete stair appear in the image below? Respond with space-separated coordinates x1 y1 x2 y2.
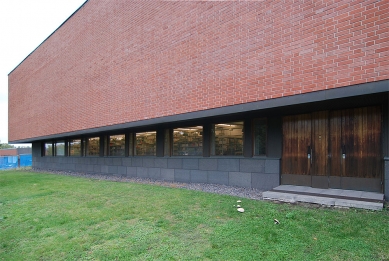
263 185 384 210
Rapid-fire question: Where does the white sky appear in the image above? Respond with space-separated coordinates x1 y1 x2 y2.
0 0 86 145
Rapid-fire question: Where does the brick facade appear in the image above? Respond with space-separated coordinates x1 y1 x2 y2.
8 0 389 142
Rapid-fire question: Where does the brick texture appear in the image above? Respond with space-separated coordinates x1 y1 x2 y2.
8 0 389 141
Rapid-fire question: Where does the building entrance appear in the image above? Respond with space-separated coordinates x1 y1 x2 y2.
281 106 382 192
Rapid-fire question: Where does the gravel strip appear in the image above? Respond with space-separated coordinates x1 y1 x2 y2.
31 168 264 200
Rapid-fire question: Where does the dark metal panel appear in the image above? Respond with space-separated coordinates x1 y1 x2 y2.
341 177 382 192
267 117 282 158
203 123 211 157
243 119 253 157
64 140 69 157
99 135 104 157
329 176 342 189
311 175 328 189
32 142 42 157
383 95 389 158
125 133 130 157
156 129 164 157
281 173 311 187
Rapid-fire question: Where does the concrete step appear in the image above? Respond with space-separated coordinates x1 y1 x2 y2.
263 185 384 210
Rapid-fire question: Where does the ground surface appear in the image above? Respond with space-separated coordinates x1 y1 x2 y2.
1 170 389 260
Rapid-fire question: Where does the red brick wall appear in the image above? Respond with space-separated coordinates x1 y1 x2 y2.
0 149 17 156
8 0 389 141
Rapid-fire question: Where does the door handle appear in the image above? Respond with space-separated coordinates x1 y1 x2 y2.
307 146 312 165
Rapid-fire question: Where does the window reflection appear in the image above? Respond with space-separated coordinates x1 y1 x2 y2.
136 132 156 156
55 141 65 156
254 118 267 155
173 126 203 156
68 139 81 156
109 135 125 156
45 142 53 156
211 122 243 156
87 137 100 156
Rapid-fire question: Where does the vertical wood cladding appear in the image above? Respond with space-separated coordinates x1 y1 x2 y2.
282 106 382 181
8 0 389 142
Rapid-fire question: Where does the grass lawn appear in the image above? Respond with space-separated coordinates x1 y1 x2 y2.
1 170 388 261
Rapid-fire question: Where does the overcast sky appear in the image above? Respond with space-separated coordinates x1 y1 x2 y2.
0 0 86 145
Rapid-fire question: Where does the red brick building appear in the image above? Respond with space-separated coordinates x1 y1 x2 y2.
0 148 32 156
8 0 389 198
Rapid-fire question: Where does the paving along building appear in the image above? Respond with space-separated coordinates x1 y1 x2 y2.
8 0 389 199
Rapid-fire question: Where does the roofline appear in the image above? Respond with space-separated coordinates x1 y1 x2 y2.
8 0 89 75
9 80 389 144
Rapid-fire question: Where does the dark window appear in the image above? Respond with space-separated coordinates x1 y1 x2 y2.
254 118 267 155
68 139 82 156
86 137 100 156
211 122 243 156
135 131 156 156
173 126 203 156
44 142 53 156
109 135 125 156
55 141 65 156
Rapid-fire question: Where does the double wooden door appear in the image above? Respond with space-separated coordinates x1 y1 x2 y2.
281 106 382 192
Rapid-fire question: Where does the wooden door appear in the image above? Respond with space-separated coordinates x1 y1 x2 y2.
328 110 343 188
329 106 382 191
311 111 329 188
282 106 382 192
281 113 312 186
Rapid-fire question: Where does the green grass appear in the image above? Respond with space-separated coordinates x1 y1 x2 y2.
1 170 388 261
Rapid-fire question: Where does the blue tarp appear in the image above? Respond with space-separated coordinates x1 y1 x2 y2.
20 154 32 167
0 154 32 170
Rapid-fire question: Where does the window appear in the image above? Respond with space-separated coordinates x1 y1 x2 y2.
55 141 65 156
173 126 203 156
68 139 82 156
86 137 100 156
135 131 156 156
211 122 243 156
44 142 53 156
254 118 267 155
109 135 125 156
